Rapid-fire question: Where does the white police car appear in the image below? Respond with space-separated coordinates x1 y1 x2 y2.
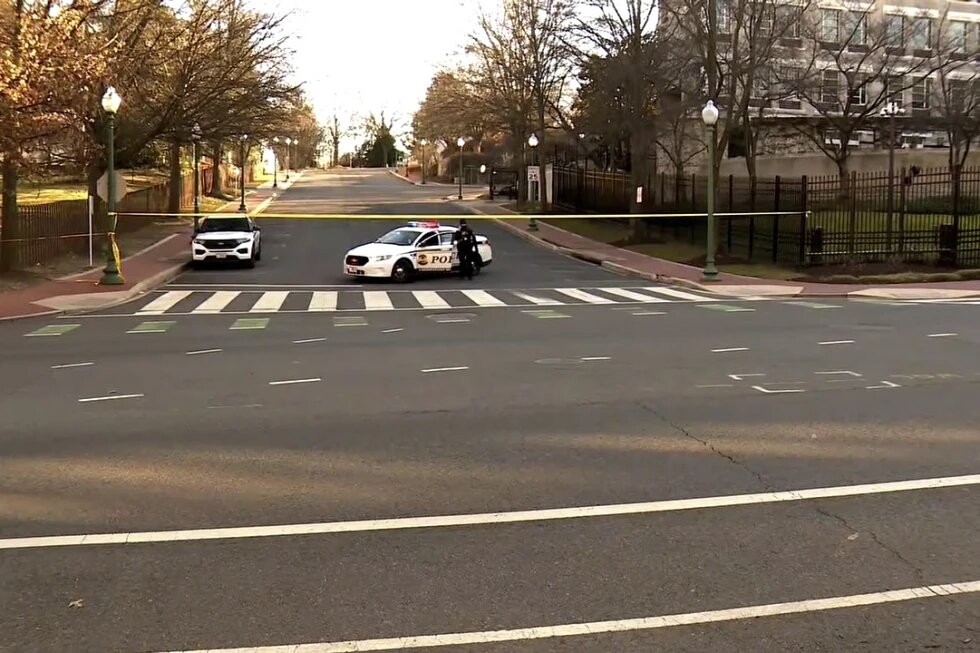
191 215 262 268
344 221 492 282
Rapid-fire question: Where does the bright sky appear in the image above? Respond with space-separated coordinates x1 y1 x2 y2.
274 0 479 151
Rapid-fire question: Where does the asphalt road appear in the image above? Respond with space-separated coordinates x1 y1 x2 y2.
0 169 977 653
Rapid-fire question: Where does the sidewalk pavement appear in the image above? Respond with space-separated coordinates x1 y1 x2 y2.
0 178 294 321
466 200 980 300
387 168 485 191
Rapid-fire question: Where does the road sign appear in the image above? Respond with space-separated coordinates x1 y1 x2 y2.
96 171 128 204
528 166 540 182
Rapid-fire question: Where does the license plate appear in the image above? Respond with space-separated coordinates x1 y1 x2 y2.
346 266 363 275
216 253 227 259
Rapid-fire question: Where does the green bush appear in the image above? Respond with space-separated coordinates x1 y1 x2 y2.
904 195 980 215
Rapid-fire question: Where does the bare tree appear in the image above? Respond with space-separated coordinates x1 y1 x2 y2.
931 12 980 172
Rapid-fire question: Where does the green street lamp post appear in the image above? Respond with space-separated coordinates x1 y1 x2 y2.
191 122 202 232
284 137 292 181
701 100 720 281
272 136 279 189
420 139 427 184
99 87 124 285
238 134 248 213
527 133 539 232
457 136 465 200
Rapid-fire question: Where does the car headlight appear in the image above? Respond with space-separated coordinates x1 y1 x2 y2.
234 237 251 245
373 255 392 262
193 238 206 245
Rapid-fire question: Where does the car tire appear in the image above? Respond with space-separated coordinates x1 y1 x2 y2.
255 245 262 261
390 259 413 283
245 255 256 269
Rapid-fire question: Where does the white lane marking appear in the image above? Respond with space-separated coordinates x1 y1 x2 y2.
293 338 326 344
269 378 321 386
249 291 289 313
51 362 94 369
193 291 240 314
866 380 901 390
4 474 978 551
630 310 667 316
137 290 192 315
421 366 469 373
461 289 506 307
413 290 451 309
382 328 403 333
728 373 765 381
752 385 805 394
208 404 262 409
600 287 670 303
712 347 749 353
78 394 144 403
644 286 715 301
927 333 958 338
308 291 338 312
512 291 562 305
581 356 611 361
436 318 470 324
819 340 855 346
815 371 862 377
554 288 615 304
697 384 735 388
156 580 980 653
363 291 394 311
185 349 222 356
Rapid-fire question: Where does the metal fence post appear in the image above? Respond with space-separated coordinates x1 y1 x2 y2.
799 176 808 267
773 175 781 263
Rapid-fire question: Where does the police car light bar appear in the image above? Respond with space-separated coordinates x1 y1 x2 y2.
406 221 440 228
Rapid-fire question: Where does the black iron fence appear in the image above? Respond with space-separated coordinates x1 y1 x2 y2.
551 164 980 268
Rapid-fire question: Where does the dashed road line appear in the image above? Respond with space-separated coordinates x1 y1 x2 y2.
752 385 805 394
185 349 222 356
421 366 469 373
78 393 144 403
818 340 855 346
699 304 755 313
293 337 326 344
815 371 862 377
127 320 175 334
712 347 749 353
927 333 958 338
3 473 976 550
523 309 570 319
728 373 765 381
784 301 841 309
155 580 980 652
269 378 321 386
866 380 901 390
25 324 80 337
334 316 368 327
51 362 94 369
580 356 611 361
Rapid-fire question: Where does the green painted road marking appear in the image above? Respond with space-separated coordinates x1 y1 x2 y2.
25 324 80 337
230 317 269 330
523 309 570 319
698 304 755 313
127 321 176 334
784 301 841 309
334 316 368 327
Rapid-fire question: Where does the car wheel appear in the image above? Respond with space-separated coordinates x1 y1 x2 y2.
255 245 262 261
245 255 256 269
390 260 413 283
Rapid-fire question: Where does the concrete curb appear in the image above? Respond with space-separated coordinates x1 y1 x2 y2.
63 258 191 316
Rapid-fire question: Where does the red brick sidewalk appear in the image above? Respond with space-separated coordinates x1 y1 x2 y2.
0 184 283 320
471 201 980 298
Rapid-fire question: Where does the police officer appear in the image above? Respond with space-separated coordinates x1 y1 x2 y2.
453 219 476 280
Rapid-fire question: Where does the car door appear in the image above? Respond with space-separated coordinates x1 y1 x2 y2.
414 231 453 272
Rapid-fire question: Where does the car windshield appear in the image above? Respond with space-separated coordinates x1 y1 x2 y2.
377 229 420 246
199 218 250 233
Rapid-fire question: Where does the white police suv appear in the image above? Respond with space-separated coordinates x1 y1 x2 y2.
344 221 493 282
191 215 262 268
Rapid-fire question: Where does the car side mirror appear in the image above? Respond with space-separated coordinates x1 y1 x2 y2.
252 225 260 232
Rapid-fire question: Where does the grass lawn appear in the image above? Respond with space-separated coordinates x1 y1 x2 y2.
16 169 174 206
808 210 980 232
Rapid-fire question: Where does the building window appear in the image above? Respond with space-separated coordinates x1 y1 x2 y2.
844 12 867 45
912 78 932 109
949 21 967 53
717 0 731 34
886 15 904 47
887 75 905 107
775 5 801 38
910 18 931 50
820 10 840 42
778 65 801 94
821 70 839 104
757 4 774 36
751 67 771 99
849 74 867 105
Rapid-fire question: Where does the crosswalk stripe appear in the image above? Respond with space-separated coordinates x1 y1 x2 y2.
511 291 561 305
193 291 240 314
600 287 670 303
461 289 506 307
363 291 394 310
412 290 450 309
644 287 715 301
554 288 615 304
249 291 289 313
137 291 192 314
308 291 338 312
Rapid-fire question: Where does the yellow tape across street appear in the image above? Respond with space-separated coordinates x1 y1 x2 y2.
115 210 810 220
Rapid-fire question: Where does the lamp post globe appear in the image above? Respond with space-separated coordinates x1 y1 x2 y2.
701 100 720 281
99 87 124 285
456 137 465 200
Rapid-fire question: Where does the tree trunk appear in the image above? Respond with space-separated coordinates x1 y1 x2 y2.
167 140 182 215
208 142 227 199
1 153 21 272
836 155 850 198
